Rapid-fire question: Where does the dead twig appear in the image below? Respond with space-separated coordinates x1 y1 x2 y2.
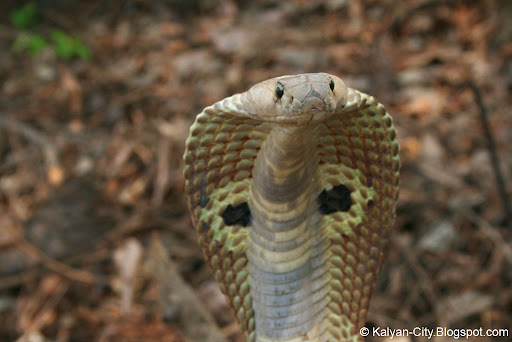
468 82 511 227
152 138 171 207
401 248 447 326
0 115 64 184
464 211 512 264
0 246 111 291
4 224 96 285
147 232 228 342
0 269 40 291
15 276 69 342
0 116 59 168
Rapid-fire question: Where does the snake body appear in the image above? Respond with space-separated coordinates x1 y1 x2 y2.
183 73 399 341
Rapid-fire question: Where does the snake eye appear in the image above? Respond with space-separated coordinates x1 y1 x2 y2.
329 79 335 91
275 82 284 99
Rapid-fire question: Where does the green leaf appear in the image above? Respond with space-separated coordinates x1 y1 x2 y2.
72 38 92 60
27 35 48 55
51 30 74 59
12 33 48 56
10 2 39 29
51 29 92 60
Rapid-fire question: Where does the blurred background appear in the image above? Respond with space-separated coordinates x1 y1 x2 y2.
0 0 511 341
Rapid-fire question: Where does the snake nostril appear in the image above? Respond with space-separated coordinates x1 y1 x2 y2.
222 202 252 226
317 184 352 214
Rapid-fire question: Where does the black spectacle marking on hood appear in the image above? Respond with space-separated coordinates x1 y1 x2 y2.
318 184 353 214
221 202 251 226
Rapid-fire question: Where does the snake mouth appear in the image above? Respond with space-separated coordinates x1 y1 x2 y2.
262 100 336 125
268 109 336 125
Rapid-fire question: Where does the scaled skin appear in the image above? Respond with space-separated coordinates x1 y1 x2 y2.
183 73 400 342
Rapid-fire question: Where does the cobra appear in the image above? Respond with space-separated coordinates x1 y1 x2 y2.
183 73 400 342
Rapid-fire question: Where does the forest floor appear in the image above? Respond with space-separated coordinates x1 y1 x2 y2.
0 1 511 341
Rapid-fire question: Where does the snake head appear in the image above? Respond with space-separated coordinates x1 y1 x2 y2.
243 73 348 124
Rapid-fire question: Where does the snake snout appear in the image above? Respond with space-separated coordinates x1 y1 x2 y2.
301 89 330 113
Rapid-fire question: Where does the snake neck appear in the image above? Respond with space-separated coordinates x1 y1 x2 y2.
248 126 330 341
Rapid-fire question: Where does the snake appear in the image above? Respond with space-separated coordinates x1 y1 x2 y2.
183 73 399 342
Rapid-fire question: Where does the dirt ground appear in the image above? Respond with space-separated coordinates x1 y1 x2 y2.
0 1 511 341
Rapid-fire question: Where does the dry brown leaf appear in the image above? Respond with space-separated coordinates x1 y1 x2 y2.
58 68 82 116
113 238 143 314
